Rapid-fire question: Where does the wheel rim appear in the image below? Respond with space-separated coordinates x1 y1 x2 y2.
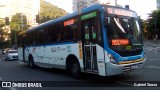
29 57 33 67
29 60 33 67
71 63 79 74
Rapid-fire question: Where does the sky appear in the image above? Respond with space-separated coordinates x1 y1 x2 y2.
45 0 157 20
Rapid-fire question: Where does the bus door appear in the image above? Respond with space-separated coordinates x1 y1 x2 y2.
18 33 26 62
23 34 27 62
22 44 25 61
82 18 98 72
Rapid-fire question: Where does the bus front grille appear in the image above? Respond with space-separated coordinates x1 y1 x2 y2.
123 63 143 73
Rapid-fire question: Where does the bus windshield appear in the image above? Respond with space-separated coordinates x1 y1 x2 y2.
106 15 143 54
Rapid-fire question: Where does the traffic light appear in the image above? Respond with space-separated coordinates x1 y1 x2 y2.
5 17 9 25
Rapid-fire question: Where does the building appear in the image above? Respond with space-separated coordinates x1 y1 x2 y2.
0 0 40 28
0 0 40 42
72 0 116 12
157 0 160 9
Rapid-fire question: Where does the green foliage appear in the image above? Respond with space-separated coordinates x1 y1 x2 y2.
10 13 29 46
0 18 5 28
0 18 9 41
0 18 11 48
10 13 29 31
146 9 160 39
39 0 68 23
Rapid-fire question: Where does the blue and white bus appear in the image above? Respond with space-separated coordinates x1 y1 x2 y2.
18 4 146 78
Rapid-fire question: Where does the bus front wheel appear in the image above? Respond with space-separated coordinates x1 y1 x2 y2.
69 61 81 78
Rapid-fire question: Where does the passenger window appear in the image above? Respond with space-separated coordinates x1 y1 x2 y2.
61 18 78 41
47 24 60 43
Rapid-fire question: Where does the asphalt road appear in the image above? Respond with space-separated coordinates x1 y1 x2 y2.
0 40 160 90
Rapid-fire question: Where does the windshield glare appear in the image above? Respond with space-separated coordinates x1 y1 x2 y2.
106 15 142 51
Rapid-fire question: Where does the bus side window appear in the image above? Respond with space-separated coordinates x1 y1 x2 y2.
47 24 60 43
61 18 78 41
91 20 98 44
47 26 54 42
91 25 97 40
97 18 102 44
32 31 36 45
26 33 32 45
84 25 90 45
36 29 45 44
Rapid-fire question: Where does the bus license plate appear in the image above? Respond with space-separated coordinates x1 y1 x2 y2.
131 64 139 69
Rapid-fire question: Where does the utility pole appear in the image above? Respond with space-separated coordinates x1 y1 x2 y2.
155 17 157 47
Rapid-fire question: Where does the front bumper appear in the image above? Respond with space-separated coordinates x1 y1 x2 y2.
106 58 146 76
7 55 18 60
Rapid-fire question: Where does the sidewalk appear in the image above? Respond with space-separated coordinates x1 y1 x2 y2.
145 39 160 47
145 39 160 52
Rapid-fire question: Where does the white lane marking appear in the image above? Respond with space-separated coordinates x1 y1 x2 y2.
144 48 159 51
116 81 134 87
147 66 160 69
155 50 160 53
150 59 160 61
144 48 153 51
10 87 17 90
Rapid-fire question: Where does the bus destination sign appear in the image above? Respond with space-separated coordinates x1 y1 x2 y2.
106 7 137 17
64 19 75 26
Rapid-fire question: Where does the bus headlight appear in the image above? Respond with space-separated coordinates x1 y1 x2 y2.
108 54 118 64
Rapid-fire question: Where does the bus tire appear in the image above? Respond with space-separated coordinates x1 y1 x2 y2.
69 60 81 79
28 55 35 68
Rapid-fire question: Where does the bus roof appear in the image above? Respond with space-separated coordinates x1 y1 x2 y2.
26 4 136 33
26 4 104 33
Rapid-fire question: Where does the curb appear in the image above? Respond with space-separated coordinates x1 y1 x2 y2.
145 42 160 48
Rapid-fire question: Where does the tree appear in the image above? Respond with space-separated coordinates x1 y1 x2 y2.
146 9 160 39
0 18 5 42
39 0 68 23
10 13 29 47
10 13 29 31
139 18 148 39
0 18 11 48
